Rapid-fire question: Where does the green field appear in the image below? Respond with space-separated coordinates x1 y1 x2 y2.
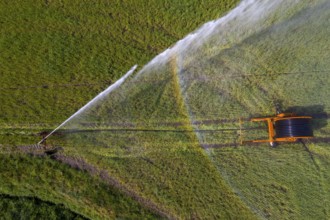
1 0 330 219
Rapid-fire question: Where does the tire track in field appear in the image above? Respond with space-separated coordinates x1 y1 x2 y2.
299 140 329 217
202 137 330 149
0 83 105 91
2 112 328 135
1 70 329 91
53 155 177 220
12 146 177 219
0 111 327 131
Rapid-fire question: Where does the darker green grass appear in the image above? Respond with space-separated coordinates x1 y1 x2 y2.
0 153 162 219
0 194 87 220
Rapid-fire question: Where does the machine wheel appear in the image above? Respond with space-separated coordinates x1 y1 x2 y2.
270 142 277 148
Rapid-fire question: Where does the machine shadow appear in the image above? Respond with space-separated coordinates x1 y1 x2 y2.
285 105 328 130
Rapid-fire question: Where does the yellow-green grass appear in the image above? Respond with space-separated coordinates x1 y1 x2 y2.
209 142 330 219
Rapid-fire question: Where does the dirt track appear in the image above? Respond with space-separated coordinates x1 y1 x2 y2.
53 155 177 220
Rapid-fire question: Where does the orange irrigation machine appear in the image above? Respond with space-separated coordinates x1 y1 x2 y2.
242 113 313 147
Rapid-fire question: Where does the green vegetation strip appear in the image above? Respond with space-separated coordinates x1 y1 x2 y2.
0 193 87 220
0 153 161 219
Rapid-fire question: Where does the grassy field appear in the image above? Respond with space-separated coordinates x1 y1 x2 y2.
0 194 87 220
0 0 238 127
209 143 330 219
0 0 244 218
1 0 329 219
0 152 161 219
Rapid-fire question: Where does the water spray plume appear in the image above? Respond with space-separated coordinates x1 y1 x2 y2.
38 0 330 218
38 65 138 145
43 0 330 148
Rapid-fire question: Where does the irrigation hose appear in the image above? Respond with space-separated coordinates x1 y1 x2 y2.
275 118 313 138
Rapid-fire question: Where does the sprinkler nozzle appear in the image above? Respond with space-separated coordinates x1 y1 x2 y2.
38 138 47 146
